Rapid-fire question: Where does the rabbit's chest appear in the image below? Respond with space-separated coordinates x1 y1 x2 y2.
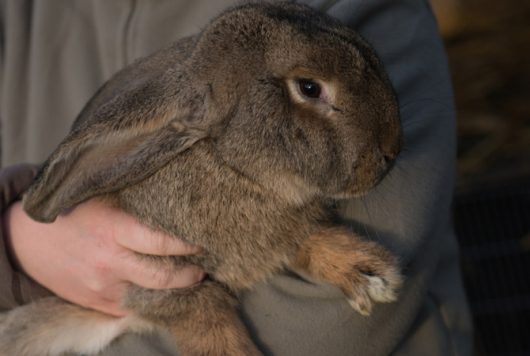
117 142 327 289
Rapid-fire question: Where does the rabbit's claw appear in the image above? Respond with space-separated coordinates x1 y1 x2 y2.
343 250 402 316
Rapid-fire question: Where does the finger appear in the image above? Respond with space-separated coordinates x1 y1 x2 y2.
115 221 202 256
116 255 205 290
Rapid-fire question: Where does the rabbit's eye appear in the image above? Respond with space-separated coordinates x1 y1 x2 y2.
298 79 321 99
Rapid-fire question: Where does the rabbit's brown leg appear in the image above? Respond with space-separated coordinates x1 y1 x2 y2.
125 281 261 356
293 228 403 316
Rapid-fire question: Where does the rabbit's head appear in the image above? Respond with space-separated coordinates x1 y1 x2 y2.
23 2 401 222
195 3 402 200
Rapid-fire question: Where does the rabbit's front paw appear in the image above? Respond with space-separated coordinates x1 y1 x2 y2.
296 229 404 316
341 243 403 316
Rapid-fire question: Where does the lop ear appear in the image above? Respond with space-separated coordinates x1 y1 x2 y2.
23 38 212 222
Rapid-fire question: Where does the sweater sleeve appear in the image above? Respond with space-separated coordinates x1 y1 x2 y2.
0 164 52 311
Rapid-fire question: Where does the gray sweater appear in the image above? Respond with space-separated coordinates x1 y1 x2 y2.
0 0 472 355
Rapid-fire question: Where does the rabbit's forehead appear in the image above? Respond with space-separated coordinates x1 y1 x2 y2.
202 4 367 78
264 38 365 82
261 26 365 75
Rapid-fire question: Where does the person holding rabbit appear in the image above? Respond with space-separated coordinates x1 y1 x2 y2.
0 0 472 355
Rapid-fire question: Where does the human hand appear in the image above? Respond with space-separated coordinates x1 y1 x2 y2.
4 199 204 317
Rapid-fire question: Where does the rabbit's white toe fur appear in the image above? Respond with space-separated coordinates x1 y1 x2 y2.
365 275 398 303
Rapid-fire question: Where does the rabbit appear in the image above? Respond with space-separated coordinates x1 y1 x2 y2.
0 2 403 356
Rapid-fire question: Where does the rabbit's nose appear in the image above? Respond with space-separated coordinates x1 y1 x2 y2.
377 96 402 161
382 152 395 165
377 137 401 178
378 126 402 164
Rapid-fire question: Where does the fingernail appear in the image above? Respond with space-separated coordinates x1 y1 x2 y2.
188 267 206 283
195 269 206 281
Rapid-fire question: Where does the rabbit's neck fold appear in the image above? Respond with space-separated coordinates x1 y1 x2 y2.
209 140 319 207
260 171 320 207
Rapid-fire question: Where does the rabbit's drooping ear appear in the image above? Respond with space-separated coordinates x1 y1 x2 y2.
23 38 211 223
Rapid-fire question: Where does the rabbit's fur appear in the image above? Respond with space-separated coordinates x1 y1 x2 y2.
0 2 403 355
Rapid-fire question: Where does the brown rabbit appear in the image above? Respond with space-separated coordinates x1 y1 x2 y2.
0 2 403 355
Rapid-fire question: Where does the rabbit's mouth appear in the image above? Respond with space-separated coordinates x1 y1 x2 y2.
330 155 398 200
333 180 383 200
352 170 391 197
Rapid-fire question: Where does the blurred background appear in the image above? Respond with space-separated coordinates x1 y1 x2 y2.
429 0 530 355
